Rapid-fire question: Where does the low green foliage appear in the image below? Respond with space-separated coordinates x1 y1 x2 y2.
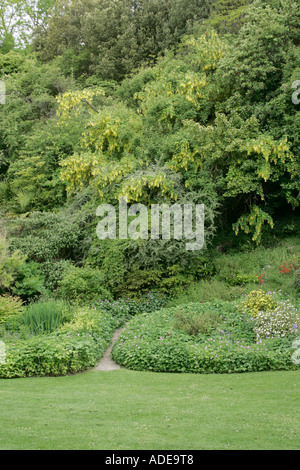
93 292 167 327
0 306 116 378
0 333 103 378
112 299 300 374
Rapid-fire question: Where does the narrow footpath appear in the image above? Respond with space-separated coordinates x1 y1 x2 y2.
94 329 123 371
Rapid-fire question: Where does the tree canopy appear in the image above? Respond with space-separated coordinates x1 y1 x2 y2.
0 0 299 297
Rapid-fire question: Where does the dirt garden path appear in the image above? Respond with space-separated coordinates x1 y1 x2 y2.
94 329 123 371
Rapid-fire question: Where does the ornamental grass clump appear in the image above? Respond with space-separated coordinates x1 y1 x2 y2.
254 301 300 340
23 299 71 335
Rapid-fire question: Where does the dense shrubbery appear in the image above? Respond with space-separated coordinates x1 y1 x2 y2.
8 212 81 263
57 265 112 303
0 235 26 292
0 0 299 379
0 0 299 301
111 293 300 374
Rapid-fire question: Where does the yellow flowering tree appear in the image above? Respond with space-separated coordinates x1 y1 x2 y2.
56 88 104 124
168 113 298 243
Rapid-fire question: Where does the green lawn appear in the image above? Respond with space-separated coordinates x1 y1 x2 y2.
0 368 299 450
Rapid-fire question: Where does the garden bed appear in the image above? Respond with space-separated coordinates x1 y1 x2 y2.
0 293 165 378
111 293 300 374
0 306 117 378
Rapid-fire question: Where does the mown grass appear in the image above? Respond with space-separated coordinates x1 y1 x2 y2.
0 369 299 450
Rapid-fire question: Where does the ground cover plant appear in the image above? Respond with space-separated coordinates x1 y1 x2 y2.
111 292 300 374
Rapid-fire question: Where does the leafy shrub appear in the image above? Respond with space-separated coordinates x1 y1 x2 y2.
87 238 211 299
22 300 71 335
0 235 26 291
254 301 300 340
121 265 194 297
0 295 23 327
0 294 23 325
86 238 127 293
93 291 167 327
227 272 257 286
238 289 277 317
12 261 46 301
42 260 73 292
9 212 81 263
57 265 112 303
57 306 116 343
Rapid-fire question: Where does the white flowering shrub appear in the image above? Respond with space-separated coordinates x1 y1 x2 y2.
254 301 300 340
